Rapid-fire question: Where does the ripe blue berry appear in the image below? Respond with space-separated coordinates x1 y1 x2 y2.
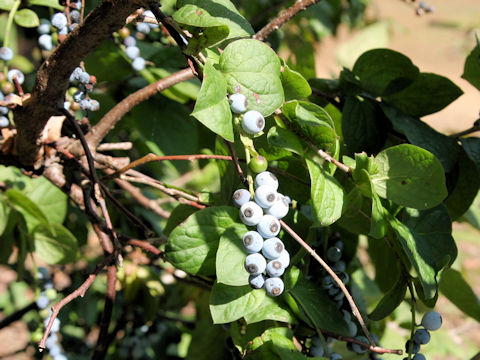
266 259 285 277
36 294 50 309
73 91 85 102
229 93 248 114
89 99 100 111
277 249 290 267
38 34 53 51
310 344 324 357
53 354 68 360
332 260 346 272
327 246 342 262
124 36 136 47
136 23 150 34
254 185 277 208
0 47 13 61
347 320 357 337
69 67 83 82
78 71 90 84
242 231 263 253
413 328 430 345
37 20 51 34
241 110 265 134
257 215 281 238
239 201 263 226
132 57 146 71
232 188 251 207
70 10 81 23
406 340 420 354
49 345 62 356
261 237 284 259
7 69 24 85
58 26 68 35
412 354 426 360
254 171 279 190
79 99 91 110
45 334 58 348
0 106 8 115
248 273 266 289
244 253 266 275
330 353 342 360
125 45 140 59
265 277 284 296
421 311 442 331
266 194 289 219
51 13 68 29
351 336 368 354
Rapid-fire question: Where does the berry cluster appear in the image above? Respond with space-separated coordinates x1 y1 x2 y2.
67 66 99 112
36 268 66 360
0 47 26 127
233 171 291 296
403 311 442 360
228 93 265 135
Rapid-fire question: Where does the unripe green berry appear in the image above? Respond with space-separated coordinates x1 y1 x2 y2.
249 155 268 173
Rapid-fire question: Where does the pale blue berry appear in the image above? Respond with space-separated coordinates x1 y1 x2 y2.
36 294 50 309
0 47 13 61
254 185 277 208
51 13 67 29
351 336 368 354
7 69 24 84
58 26 68 35
132 57 146 71
78 71 90 84
232 189 251 207
241 110 265 134
257 215 280 238
229 93 248 114
124 36 136 47
73 91 85 102
330 353 342 360
244 253 266 275
277 249 290 268
70 10 81 23
49 345 62 356
248 273 266 289
265 194 289 219
125 45 140 59
413 329 430 345
53 354 68 360
266 259 285 277
0 116 9 127
261 237 284 259
254 171 279 190
37 20 51 34
242 231 263 254
264 277 284 296
239 201 263 226
136 23 150 34
0 106 8 115
412 354 426 360
69 67 83 82
89 99 100 111
79 99 91 110
421 311 442 331
38 34 53 50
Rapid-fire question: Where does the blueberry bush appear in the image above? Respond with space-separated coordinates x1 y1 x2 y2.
0 0 479 359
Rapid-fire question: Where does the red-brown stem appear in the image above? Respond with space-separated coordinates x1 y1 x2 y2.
253 0 322 41
279 220 376 347
127 239 163 257
225 141 248 188
320 329 403 355
38 254 115 350
84 68 195 150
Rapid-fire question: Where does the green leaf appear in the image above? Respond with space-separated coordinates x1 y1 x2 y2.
14 9 39 28
184 25 229 56
219 39 284 116
166 206 238 275
368 273 407 320
267 126 304 155
163 204 197 236
216 223 249 286
0 196 11 236
6 189 50 231
384 73 463 117
192 62 233 141
28 0 64 10
371 144 447 209
244 295 296 324
25 176 68 225
353 48 419 96
388 205 457 299
174 0 254 39
289 274 350 335
444 149 480 220
381 104 460 172
439 268 480 322
0 0 15 10
209 283 265 323
306 158 346 226
34 223 78 264
336 187 371 235
279 59 312 101
342 96 387 154
462 37 480 91
460 137 480 172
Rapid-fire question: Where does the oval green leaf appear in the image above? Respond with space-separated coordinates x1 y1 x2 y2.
14 9 39 28
216 223 249 286
34 223 78 264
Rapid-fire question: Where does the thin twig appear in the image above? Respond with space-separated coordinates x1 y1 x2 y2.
84 68 195 150
0 302 37 329
253 0 322 41
38 254 116 350
279 220 376 347
97 142 133 151
320 329 403 355
449 120 480 139
225 140 248 188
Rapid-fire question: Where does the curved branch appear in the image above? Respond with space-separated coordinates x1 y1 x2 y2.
253 0 322 41
14 0 142 165
84 68 195 150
